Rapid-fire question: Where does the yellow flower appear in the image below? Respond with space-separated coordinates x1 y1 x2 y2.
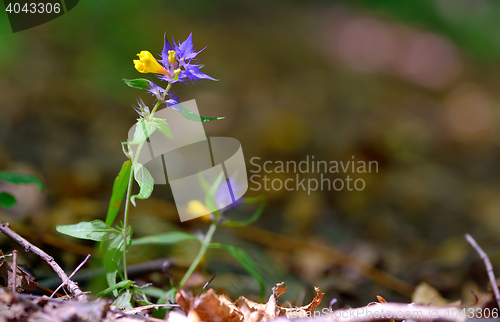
186 200 210 217
186 200 214 222
133 51 170 75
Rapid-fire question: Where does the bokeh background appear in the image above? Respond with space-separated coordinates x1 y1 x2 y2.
1 0 500 308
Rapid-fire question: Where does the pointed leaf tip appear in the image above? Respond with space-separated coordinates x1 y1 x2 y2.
123 78 152 90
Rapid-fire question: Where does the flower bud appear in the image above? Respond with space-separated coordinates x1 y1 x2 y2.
168 50 176 65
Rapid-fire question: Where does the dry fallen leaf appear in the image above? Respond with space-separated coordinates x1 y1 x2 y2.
235 282 324 321
176 282 324 322
0 250 38 292
176 289 243 322
282 286 324 318
412 282 448 306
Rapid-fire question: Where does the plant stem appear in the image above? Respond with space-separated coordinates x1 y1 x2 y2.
179 222 217 287
151 82 172 115
121 166 134 281
132 82 172 166
124 81 172 281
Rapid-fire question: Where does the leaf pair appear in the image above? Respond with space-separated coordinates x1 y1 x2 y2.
126 118 172 145
56 219 132 292
123 116 170 208
104 160 154 228
96 279 150 309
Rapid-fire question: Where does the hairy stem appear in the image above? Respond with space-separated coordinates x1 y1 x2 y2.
180 222 217 287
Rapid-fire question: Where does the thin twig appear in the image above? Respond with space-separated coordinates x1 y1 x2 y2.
0 222 88 302
162 260 180 290
470 290 479 305
123 303 179 315
203 274 217 291
10 249 17 292
110 309 171 322
465 233 500 310
50 254 91 299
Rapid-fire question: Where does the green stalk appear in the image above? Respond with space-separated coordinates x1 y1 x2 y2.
121 165 134 281
123 81 173 281
132 82 172 165
151 82 172 115
180 222 217 287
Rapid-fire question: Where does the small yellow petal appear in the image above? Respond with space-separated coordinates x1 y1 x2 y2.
133 59 145 73
168 50 176 65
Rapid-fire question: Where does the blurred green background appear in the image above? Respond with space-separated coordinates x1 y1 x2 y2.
1 0 500 307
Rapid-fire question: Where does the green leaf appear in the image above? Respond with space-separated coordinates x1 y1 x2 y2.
106 161 132 226
103 230 131 271
0 192 16 210
133 292 151 306
173 103 224 122
0 171 44 191
56 220 118 241
152 288 177 318
123 78 152 90
152 118 172 139
131 163 154 206
140 286 168 299
132 231 198 246
114 289 133 309
131 285 153 305
211 243 265 299
96 279 131 297
103 239 122 272
125 119 157 145
223 196 266 227
106 270 118 297
205 172 225 213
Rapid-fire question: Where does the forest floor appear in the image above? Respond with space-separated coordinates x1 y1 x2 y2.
0 223 498 322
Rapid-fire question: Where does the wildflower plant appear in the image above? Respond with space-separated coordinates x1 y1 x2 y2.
56 33 266 309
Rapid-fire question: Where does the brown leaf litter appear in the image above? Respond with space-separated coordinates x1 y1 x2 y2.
175 282 324 322
0 250 38 293
0 282 323 322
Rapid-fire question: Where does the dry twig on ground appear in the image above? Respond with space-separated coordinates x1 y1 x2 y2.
0 222 88 302
465 233 500 310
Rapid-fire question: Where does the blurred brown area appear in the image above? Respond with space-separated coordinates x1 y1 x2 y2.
1 0 500 307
